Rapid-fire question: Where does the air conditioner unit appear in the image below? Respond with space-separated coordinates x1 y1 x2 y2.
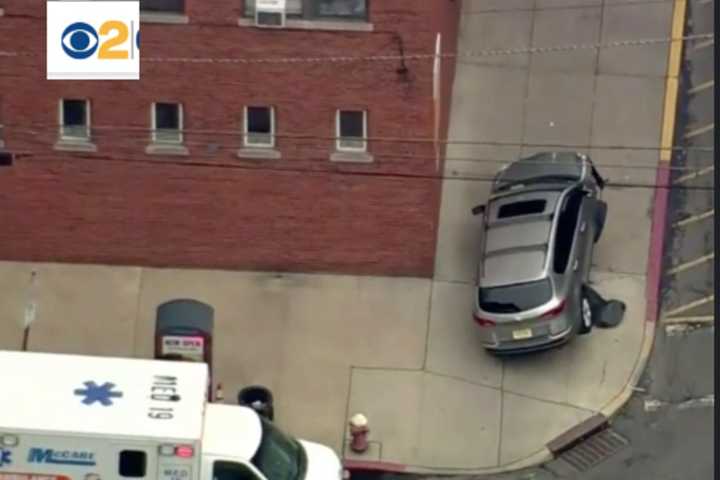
255 0 286 28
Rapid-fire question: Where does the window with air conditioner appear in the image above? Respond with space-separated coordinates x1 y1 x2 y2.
336 110 366 152
244 0 367 21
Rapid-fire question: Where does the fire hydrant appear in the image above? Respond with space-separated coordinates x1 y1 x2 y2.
348 413 369 454
215 383 225 403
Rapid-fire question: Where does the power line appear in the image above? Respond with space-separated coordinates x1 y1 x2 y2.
7 137 715 175
462 0 689 13
0 33 711 64
7 148 715 192
6 127 714 174
6 123 714 155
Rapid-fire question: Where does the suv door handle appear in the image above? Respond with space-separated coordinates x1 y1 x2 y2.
580 221 586 233
573 259 579 271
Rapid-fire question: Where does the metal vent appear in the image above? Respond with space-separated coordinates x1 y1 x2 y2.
557 428 629 472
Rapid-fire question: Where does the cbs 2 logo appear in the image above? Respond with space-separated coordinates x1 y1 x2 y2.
62 21 140 60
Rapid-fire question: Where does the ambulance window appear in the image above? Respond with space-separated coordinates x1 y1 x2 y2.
213 461 260 480
119 450 147 477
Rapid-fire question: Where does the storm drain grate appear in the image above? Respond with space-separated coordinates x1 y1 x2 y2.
557 428 629 472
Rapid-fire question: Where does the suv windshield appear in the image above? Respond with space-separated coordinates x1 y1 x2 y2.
478 279 553 313
251 417 307 480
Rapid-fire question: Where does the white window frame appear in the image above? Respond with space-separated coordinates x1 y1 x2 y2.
59 99 91 141
243 106 275 148
336 109 367 152
151 102 183 144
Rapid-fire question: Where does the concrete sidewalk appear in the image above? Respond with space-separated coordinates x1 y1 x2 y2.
342 0 671 474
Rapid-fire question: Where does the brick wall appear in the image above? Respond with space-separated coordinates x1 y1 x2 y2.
0 0 460 278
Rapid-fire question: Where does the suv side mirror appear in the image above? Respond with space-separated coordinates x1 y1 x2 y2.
471 205 486 216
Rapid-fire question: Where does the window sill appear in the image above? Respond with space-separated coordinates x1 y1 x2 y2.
0 8 5 17
54 139 97 153
237 148 281 160
140 12 189 24
237 17 373 32
145 143 189 156
330 151 373 163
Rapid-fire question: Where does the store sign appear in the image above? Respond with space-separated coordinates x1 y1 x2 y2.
161 336 205 362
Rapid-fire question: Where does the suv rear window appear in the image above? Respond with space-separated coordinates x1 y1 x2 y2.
478 279 552 313
498 200 546 219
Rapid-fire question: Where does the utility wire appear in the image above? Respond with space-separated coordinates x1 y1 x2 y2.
0 33 712 64
462 0 692 13
5 123 715 155
7 135 715 173
7 149 715 192
6 126 714 174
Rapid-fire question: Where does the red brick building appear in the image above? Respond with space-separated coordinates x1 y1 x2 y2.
0 0 460 277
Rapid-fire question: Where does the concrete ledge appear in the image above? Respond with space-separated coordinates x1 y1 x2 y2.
237 17 373 32
140 12 189 24
236 148 281 160
145 143 189 156
330 151 374 163
53 140 98 153
345 449 553 476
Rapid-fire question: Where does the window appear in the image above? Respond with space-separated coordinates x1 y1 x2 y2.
251 417 307 480
244 106 275 148
552 190 583 273
119 450 147 478
0 96 4 148
478 279 553 313
140 0 184 13
152 102 183 144
336 110 366 152
316 0 367 18
244 0 367 20
497 200 547 219
59 99 90 140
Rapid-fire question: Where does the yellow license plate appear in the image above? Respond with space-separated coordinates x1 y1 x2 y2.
512 328 533 340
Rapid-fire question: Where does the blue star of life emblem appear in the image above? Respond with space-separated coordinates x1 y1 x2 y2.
74 381 123 406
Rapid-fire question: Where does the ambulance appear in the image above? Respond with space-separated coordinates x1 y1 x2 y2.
0 350 344 480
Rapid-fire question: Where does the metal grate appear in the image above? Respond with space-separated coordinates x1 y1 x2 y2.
557 428 629 472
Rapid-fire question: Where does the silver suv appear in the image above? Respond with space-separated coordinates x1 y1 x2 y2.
471 152 607 354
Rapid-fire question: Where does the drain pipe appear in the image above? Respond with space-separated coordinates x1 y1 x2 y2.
22 270 38 351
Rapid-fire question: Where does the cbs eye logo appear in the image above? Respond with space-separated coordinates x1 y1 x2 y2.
61 21 140 60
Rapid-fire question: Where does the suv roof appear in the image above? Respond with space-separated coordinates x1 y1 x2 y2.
478 152 593 289
480 190 562 287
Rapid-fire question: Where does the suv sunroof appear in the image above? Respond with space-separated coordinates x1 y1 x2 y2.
497 199 546 219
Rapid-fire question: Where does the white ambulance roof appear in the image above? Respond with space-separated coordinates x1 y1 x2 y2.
0 350 207 442
202 404 262 460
